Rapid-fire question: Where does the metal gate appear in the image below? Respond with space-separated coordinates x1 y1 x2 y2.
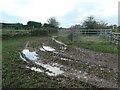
58 28 113 44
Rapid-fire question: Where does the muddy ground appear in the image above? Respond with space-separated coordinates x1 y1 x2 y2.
20 36 118 88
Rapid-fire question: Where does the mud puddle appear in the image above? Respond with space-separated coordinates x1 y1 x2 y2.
19 36 118 88
19 47 64 76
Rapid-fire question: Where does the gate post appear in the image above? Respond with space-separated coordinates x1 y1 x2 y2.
70 28 77 42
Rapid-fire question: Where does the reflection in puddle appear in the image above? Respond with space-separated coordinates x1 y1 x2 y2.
61 57 72 61
39 47 46 52
20 48 64 76
26 66 43 72
52 36 67 47
35 62 64 76
43 44 55 52
22 49 39 60
52 36 67 50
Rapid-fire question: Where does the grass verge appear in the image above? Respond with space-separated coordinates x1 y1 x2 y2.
58 36 118 53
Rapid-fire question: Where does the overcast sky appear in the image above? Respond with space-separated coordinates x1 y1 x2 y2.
0 0 119 27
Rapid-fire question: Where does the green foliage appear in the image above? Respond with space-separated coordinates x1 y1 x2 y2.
43 23 49 27
2 28 58 40
30 28 57 36
2 30 30 40
30 29 48 36
43 23 56 28
27 21 42 29
2 23 23 30
67 33 73 42
47 17 59 28
82 16 108 29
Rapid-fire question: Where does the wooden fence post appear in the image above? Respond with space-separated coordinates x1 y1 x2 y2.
71 29 77 42
109 33 112 43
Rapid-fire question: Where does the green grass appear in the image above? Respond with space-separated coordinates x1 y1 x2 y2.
77 42 118 53
58 35 118 53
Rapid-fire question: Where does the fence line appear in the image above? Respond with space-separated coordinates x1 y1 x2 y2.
108 33 120 45
58 29 120 45
2 29 120 45
58 29 112 36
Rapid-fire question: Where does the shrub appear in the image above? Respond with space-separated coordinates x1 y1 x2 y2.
67 33 73 42
30 29 48 36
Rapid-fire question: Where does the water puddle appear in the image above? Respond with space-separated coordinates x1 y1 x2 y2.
35 62 64 76
25 62 64 76
26 66 43 72
22 49 39 60
20 48 64 76
39 47 46 52
54 40 67 46
42 44 55 52
52 36 67 47
61 57 72 62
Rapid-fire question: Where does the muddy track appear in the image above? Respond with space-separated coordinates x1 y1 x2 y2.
19 36 118 88
52 37 118 88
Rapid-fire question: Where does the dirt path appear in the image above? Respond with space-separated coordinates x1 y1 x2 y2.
20 36 118 88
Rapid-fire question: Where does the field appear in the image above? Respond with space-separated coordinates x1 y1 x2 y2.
2 37 97 88
2 30 119 88
58 35 118 53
